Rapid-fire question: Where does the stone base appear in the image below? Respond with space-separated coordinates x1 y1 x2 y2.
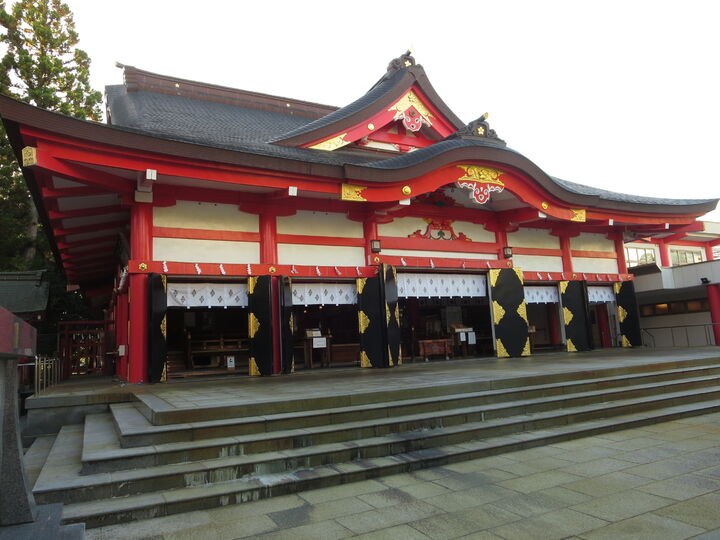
0 504 84 540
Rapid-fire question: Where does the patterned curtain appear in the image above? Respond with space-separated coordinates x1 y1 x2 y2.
291 283 357 306
396 273 486 298
167 283 248 308
524 286 559 304
587 286 616 303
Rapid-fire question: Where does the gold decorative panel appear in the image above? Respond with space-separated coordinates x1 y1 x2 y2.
21 146 37 167
563 307 574 326
567 338 577 352
560 281 569 294
456 165 505 186
522 338 531 357
249 357 260 376
248 276 257 294
492 301 506 326
614 282 622 295
489 269 500 288
310 133 350 151
360 350 371 368
388 90 434 122
341 183 367 201
358 311 370 334
517 302 528 324
513 267 524 284
356 277 367 294
570 209 587 222
618 305 628 324
249 312 260 338
496 339 509 358
621 335 632 348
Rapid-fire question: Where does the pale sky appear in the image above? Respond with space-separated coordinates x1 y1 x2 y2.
66 0 720 220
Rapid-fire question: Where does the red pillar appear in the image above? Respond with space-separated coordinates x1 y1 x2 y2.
363 220 378 265
705 244 715 262
259 213 278 264
559 235 573 273
128 203 152 383
260 213 281 374
547 303 562 345
614 236 628 274
707 284 720 346
658 241 670 267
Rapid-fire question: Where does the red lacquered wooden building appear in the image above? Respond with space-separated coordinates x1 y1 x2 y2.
1 52 718 383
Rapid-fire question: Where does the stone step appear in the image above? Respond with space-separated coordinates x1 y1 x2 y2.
36 384 720 506
59 398 720 529
114 362 720 448
134 355 720 425
86 373 720 474
23 434 56 488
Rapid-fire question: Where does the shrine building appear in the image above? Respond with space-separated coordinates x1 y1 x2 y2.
1 52 718 383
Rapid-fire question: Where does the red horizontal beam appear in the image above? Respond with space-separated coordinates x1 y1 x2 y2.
571 250 617 259
48 205 125 221
276 234 364 247
54 219 128 237
57 235 118 252
41 186 110 198
376 255 508 270
523 271 632 282
513 247 562 257
127 260 379 278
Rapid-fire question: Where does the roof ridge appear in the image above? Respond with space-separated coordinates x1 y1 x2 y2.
115 64 338 119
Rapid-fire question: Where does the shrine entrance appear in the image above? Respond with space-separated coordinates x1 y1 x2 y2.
289 281 360 369
163 281 250 378
588 286 620 348
524 285 564 352
396 273 493 362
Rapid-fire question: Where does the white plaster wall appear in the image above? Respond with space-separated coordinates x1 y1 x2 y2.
640 312 713 347
153 200 259 231
507 228 559 249
512 254 563 272
572 257 619 274
450 221 495 242
381 249 498 260
277 211 362 238
153 238 260 264
378 217 429 237
278 244 365 266
571 232 614 251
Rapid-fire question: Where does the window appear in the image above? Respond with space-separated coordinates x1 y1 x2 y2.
639 299 709 317
670 249 703 266
625 246 656 267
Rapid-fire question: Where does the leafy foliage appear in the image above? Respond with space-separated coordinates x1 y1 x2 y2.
0 0 103 323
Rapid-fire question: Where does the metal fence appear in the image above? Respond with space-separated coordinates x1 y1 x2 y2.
641 323 720 348
17 356 63 395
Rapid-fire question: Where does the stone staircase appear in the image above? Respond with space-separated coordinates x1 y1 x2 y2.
26 355 720 529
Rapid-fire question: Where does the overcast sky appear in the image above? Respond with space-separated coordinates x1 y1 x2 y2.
66 0 720 220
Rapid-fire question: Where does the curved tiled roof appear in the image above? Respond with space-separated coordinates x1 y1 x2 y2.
268 69 408 142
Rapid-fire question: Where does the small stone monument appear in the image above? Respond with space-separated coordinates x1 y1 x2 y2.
0 306 84 539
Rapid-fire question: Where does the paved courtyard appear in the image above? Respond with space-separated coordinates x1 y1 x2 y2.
84 411 720 540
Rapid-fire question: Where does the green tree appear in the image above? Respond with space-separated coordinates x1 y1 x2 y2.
0 0 102 268
0 0 102 326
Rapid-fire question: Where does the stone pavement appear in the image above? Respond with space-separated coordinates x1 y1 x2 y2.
84 411 720 540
